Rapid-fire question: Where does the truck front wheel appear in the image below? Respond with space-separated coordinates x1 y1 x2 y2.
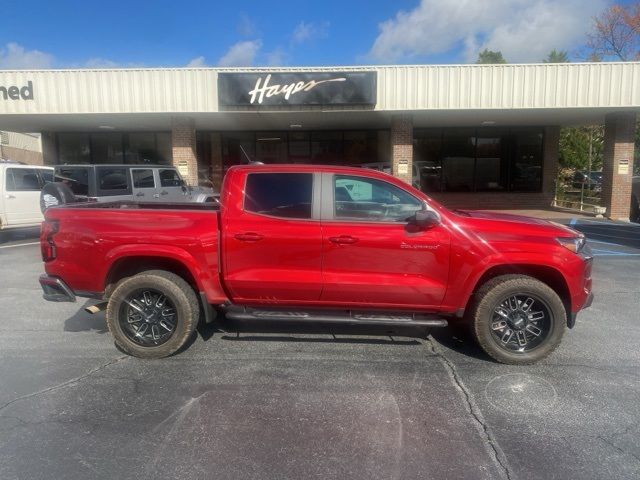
470 274 566 365
106 270 200 359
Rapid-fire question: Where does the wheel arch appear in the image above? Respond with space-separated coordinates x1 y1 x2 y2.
104 255 201 299
466 264 571 323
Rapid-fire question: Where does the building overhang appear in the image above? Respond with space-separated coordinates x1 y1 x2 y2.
0 63 639 132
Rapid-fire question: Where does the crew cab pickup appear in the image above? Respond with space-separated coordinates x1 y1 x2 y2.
39 165 593 364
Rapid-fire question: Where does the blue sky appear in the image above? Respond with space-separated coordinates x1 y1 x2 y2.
0 0 623 69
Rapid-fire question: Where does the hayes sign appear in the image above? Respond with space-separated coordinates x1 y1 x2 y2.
0 81 34 100
218 72 376 107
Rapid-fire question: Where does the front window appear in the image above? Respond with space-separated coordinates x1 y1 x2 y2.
244 173 313 219
334 175 423 222
132 169 155 189
159 169 184 187
5 168 42 191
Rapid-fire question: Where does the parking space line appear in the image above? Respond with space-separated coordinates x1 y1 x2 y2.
0 241 40 249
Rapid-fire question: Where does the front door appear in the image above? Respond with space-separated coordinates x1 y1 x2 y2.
321 173 451 309
157 168 188 202
223 171 322 303
3 167 44 226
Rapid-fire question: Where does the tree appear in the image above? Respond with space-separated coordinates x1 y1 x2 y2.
559 126 604 171
586 3 640 61
476 49 507 64
543 49 569 63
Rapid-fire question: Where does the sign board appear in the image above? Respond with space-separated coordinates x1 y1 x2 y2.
618 158 629 175
218 72 377 107
177 160 189 178
397 160 409 176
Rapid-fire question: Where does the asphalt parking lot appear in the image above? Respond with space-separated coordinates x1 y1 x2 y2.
0 219 639 480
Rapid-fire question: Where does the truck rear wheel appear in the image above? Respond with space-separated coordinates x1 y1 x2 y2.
106 270 200 359
470 274 566 365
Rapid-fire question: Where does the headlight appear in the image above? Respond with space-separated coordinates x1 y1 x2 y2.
557 236 586 253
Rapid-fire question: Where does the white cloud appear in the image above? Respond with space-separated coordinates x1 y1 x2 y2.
217 40 262 66
0 42 54 69
186 56 206 67
368 0 608 63
292 21 329 44
237 13 257 37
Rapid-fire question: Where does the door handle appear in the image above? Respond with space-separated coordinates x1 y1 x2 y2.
160 191 169 195
153 193 160 198
6 194 16 199
234 232 264 242
135 192 144 197
329 235 359 245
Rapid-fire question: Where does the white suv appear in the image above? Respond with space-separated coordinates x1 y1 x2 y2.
0 161 54 230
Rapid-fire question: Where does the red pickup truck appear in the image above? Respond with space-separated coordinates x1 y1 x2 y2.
39 164 593 364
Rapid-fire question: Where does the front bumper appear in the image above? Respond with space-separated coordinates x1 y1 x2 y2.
568 291 593 328
39 275 76 302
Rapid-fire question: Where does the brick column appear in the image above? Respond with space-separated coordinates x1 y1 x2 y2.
542 126 560 207
171 116 198 186
602 112 636 221
391 115 413 184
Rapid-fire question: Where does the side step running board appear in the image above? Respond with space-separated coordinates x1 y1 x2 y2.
222 306 448 328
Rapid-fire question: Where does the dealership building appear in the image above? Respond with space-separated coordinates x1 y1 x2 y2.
0 62 638 219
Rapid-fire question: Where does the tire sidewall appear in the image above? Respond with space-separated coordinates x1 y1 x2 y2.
474 279 566 364
106 273 197 358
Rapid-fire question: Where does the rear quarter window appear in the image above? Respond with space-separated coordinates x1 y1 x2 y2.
55 167 90 196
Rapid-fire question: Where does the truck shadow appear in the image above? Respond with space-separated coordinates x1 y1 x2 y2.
63 300 109 333
203 316 426 346
0 226 40 245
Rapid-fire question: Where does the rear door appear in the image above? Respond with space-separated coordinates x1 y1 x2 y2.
131 168 158 201
3 166 45 226
222 171 323 303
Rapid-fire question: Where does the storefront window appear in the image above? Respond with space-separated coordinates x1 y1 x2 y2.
413 129 442 192
413 127 543 193
91 133 124 164
510 129 543 191
56 132 169 165
288 131 311 163
256 132 288 163
441 129 475 192
343 131 378 166
57 133 90 164
311 131 343 164
475 129 508 191
222 132 255 170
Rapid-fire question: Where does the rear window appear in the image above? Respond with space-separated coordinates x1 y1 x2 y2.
5 168 42 191
55 167 90 196
97 167 130 196
244 173 313 219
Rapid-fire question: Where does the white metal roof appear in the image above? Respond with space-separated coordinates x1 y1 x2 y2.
0 63 638 131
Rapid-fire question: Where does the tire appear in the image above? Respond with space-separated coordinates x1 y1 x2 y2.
106 270 200 359
40 182 76 213
470 274 566 365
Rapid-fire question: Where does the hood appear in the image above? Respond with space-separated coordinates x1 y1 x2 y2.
453 210 580 237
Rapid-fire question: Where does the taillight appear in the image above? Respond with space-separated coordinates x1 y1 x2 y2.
40 220 59 262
